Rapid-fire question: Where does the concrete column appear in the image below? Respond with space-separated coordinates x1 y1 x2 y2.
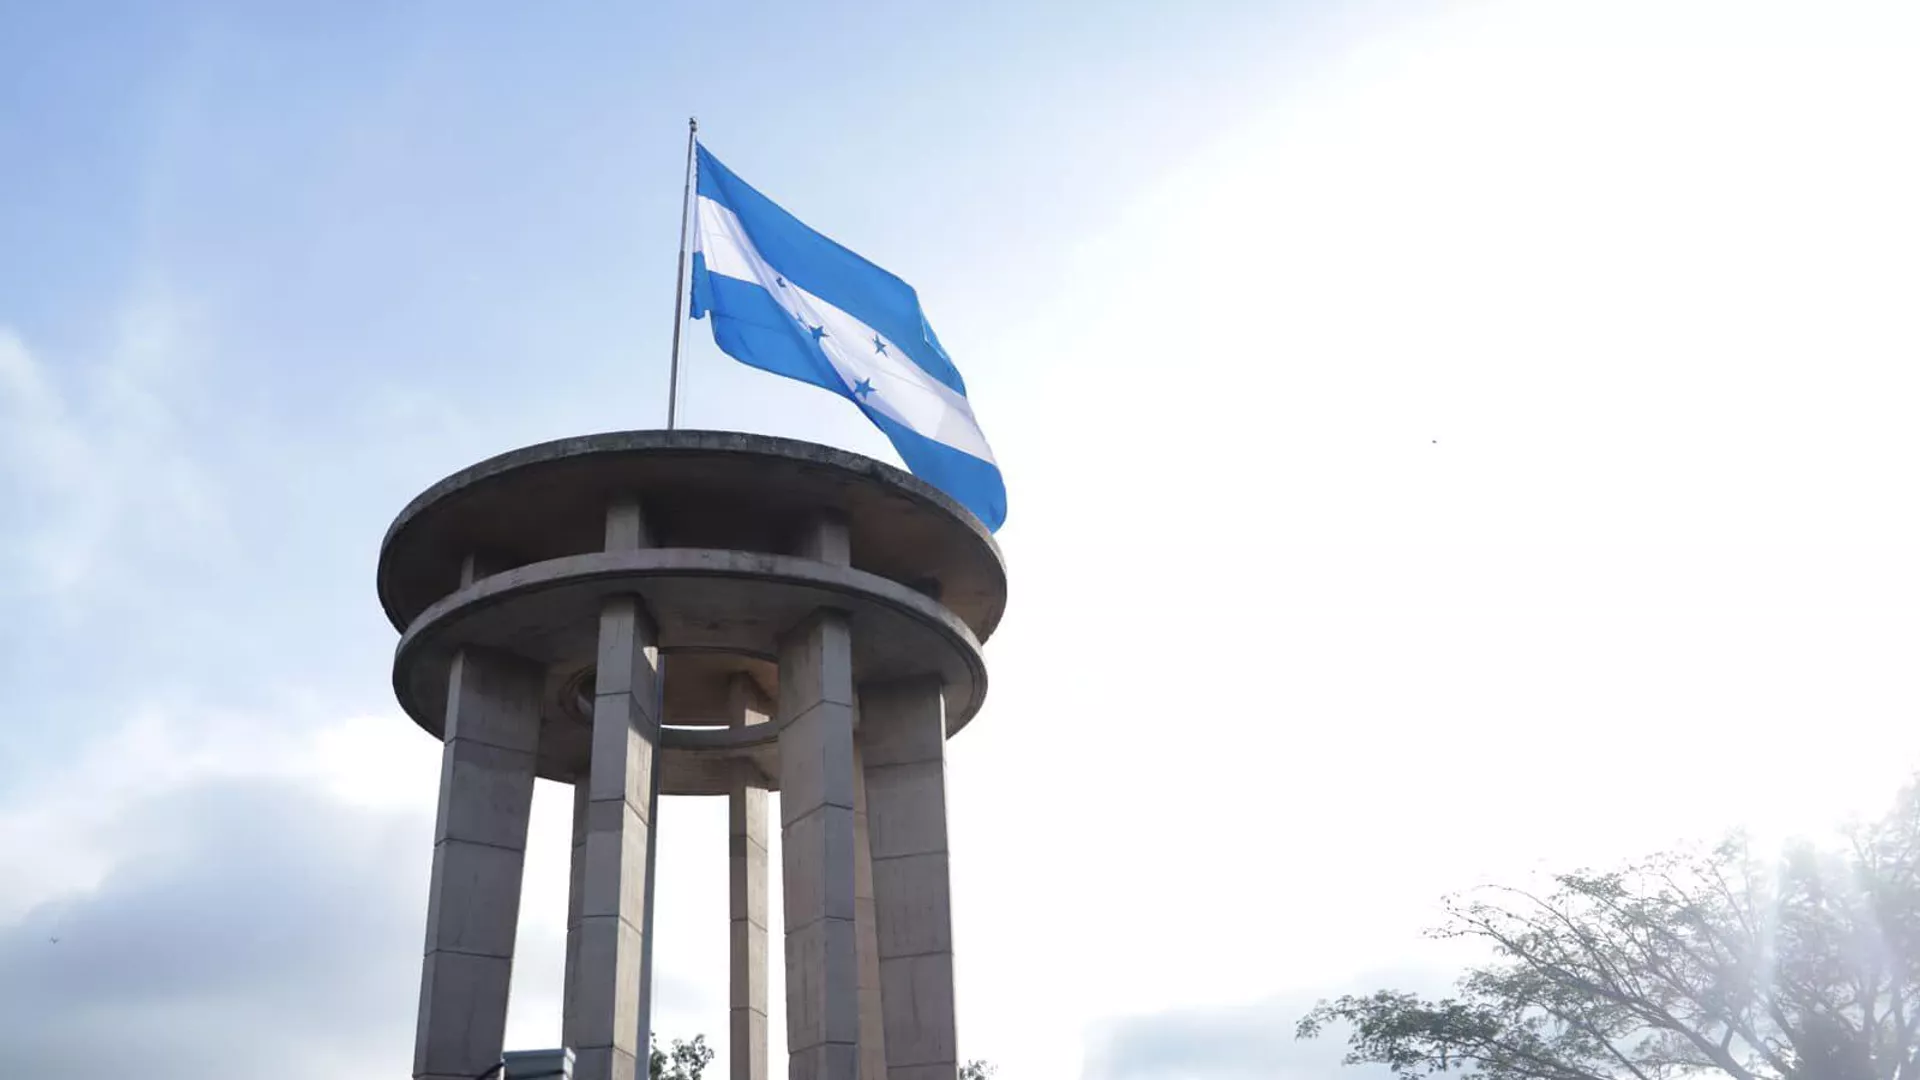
728 675 771 1080
414 647 543 1080
858 677 958 1080
459 551 508 588
780 511 861 1080
569 497 662 1080
853 736 888 1080
561 779 590 1052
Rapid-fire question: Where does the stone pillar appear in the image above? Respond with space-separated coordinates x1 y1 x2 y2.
729 675 771 1080
853 737 888 1080
568 497 662 1080
858 677 958 1080
561 779 590 1052
414 646 543 1080
780 513 861 1080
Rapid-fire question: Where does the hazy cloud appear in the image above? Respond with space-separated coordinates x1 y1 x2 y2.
0 777 428 1078
0 306 228 609
1082 970 1454 1080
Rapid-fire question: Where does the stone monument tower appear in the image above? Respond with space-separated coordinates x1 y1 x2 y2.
377 430 1006 1080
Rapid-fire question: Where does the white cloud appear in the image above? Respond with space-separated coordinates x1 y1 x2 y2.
1082 979 1429 1080
0 699 750 1074
0 704 437 925
0 299 230 610
946 4 1920 1077
0 773 429 1079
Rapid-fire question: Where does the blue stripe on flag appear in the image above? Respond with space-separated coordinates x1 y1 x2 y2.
695 267 844 396
865 410 1008 532
694 145 968 397
690 268 1007 531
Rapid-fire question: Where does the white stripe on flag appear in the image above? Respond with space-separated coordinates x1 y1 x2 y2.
694 195 996 465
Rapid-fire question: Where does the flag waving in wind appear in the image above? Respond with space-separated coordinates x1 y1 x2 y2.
688 143 1007 532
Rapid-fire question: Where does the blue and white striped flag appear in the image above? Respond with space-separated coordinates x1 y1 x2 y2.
688 143 1007 532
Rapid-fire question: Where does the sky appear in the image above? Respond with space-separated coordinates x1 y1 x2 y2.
2 1 1919 1077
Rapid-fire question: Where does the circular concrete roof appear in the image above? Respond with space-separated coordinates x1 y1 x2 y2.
378 429 1007 641
392 548 988 783
396 546 986 722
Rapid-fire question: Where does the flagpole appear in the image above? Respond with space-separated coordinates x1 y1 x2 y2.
666 116 698 430
644 118 696 1049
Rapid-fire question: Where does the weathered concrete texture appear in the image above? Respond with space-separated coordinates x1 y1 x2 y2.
377 430 1007 643
859 677 958 1080
625 495 667 1056
569 585 661 1080
780 605 862 1080
573 1045 639 1080
853 738 888 1080
797 509 852 567
729 674 771 1080
386 436 995 1080
415 647 542 1080
390 546 990 779
562 780 590 1052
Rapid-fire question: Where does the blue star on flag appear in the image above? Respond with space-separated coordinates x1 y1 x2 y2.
852 378 875 401
873 335 888 356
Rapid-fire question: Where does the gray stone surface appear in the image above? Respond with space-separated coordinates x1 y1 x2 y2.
385 434 995 1080
378 430 1005 641
729 674 771 1080
603 493 651 552
443 649 545 754
392 546 989 785
571 581 661 1080
731 1009 769 1080
789 1044 861 1080
858 678 958 1080
780 607 862 1080
777 615 858 827
422 838 529 958
562 780 589 1051
854 740 888 1080
867 854 952 958
433 737 538 849
415 647 542 1080
862 764 948 862
785 917 861 1045
797 509 852 567
876 954 957 1069
415 949 516 1078
571 1046 639 1080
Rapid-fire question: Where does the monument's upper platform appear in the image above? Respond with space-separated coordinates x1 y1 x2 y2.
377 429 1008 641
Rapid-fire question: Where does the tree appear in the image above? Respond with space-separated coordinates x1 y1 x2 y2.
1299 780 1920 1080
960 1060 998 1080
649 1034 714 1080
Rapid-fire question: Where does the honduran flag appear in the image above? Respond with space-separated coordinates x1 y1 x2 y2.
688 143 1007 532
